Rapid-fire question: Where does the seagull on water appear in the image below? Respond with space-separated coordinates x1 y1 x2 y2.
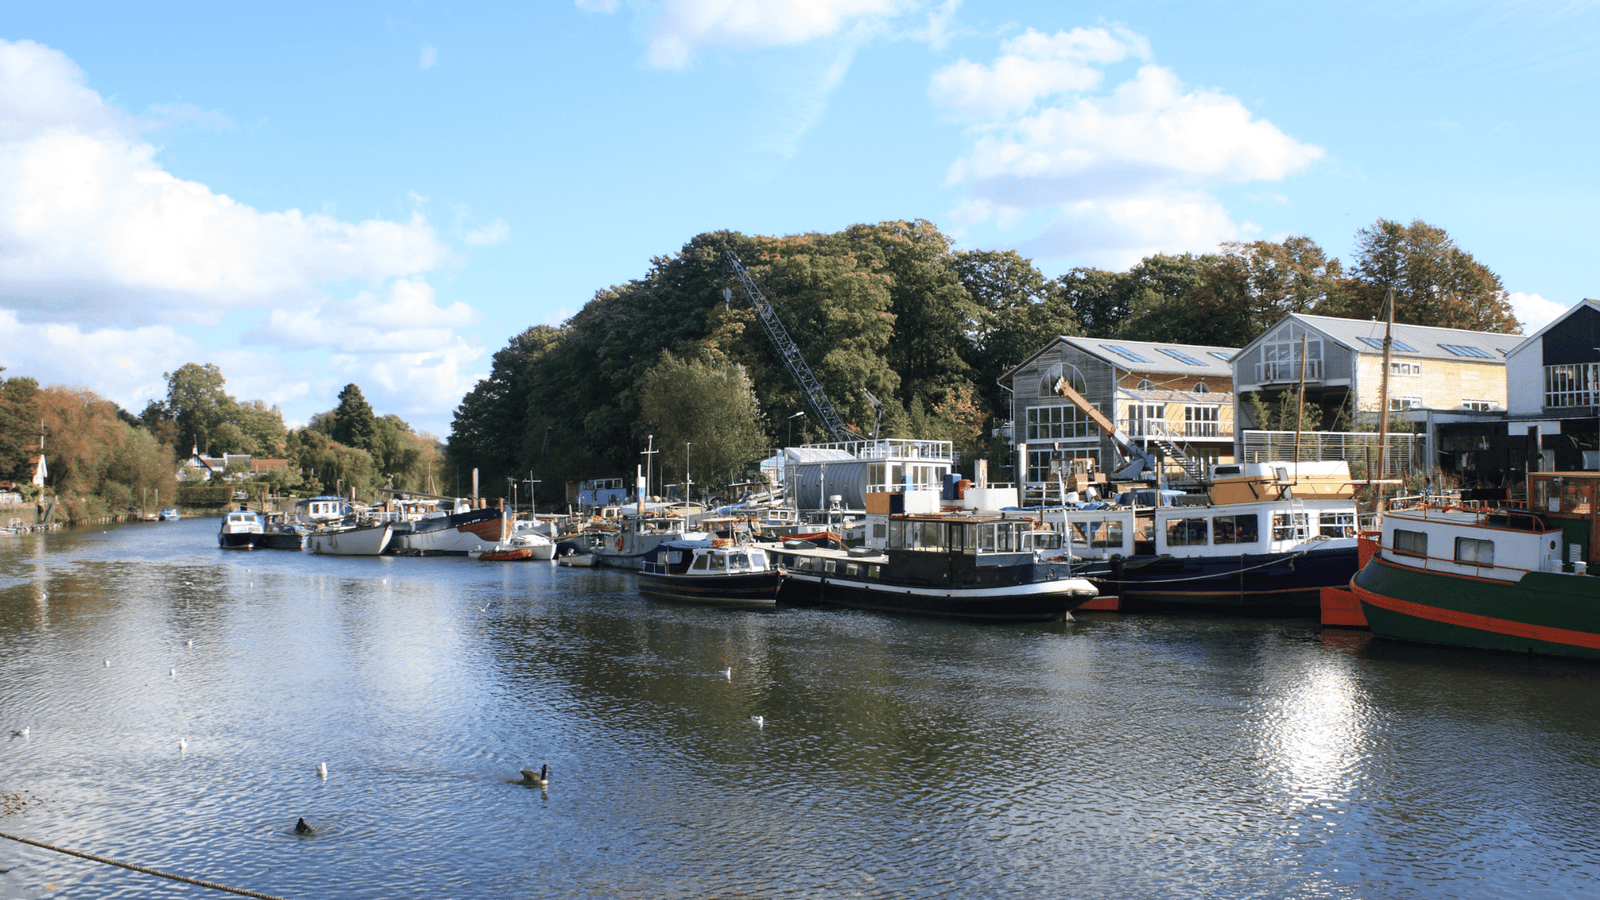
179 739 187 754
721 667 732 680
751 715 764 729
317 762 328 780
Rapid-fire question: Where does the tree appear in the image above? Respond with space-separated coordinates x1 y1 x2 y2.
330 384 378 453
636 352 767 498
1057 267 1132 339
158 363 235 453
1323 219 1520 333
954 249 1079 414
0 370 41 481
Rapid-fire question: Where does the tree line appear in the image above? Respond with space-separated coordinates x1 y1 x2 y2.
448 217 1519 505
1 363 443 523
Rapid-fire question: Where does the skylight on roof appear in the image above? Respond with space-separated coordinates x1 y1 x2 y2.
1101 344 1149 363
1440 343 1494 359
1358 336 1418 352
1208 351 1234 362
1157 347 1207 366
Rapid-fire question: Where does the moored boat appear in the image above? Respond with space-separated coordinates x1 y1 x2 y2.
638 539 784 608
217 509 263 549
1351 474 1600 660
581 512 711 569
158 508 180 522
389 499 513 556
1057 462 1365 613
307 520 393 556
258 513 308 551
768 512 1097 622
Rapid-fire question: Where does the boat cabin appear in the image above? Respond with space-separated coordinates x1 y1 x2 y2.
1380 506 1562 582
295 496 350 525
1526 471 1600 566
644 540 773 577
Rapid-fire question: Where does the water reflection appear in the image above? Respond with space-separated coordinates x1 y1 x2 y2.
1 521 1599 898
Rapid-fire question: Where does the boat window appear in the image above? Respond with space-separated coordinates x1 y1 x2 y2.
872 523 887 540
1455 537 1494 566
1272 513 1309 541
917 521 942 551
666 551 685 565
824 559 837 574
845 563 860 577
1563 480 1594 515
691 555 710 571
709 554 726 570
979 524 997 552
949 523 970 553
1033 530 1061 551
1091 520 1124 548
996 523 1015 553
1166 518 1208 547
1213 514 1258 545
1393 529 1428 558
890 519 908 548
750 551 768 569
730 553 750 569
1319 512 1356 539
866 565 880 579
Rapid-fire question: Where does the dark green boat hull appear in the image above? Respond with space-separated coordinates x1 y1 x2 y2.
1351 554 1600 660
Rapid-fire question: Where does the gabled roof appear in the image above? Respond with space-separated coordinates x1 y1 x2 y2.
1263 313 1522 362
1000 335 1237 383
1503 298 1599 361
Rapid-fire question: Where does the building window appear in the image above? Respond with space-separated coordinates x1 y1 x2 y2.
1166 518 1208 547
1389 397 1423 411
1390 361 1421 376
1184 406 1219 437
1359 336 1418 353
1455 537 1494 566
1461 400 1496 411
1027 447 1101 484
1137 379 1153 390
1101 344 1151 363
1026 404 1098 440
1194 382 1210 393
1393 529 1428 558
1259 335 1322 381
1158 347 1207 367
1544 364 1598 408
1039 363 1088 398
1125 403 1164 437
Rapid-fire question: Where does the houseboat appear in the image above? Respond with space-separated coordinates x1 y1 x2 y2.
1350 472 1600 659
638 539 784 608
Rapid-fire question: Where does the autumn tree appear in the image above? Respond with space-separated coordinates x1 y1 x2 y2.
0 370 41 481
1323 218 1520 333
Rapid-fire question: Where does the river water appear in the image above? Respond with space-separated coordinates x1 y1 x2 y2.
2 518 1598 899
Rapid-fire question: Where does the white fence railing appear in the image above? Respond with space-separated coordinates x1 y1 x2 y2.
1240 430 1423 478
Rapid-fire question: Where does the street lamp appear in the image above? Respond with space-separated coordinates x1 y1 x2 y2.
788 410 805 448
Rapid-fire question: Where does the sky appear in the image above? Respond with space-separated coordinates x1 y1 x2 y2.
2 1 1596 439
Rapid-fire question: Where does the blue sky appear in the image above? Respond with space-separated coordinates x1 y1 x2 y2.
2 1 1595 438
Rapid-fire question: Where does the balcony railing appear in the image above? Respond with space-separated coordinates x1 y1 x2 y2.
1118 419 1229 439
1255 360 1323 383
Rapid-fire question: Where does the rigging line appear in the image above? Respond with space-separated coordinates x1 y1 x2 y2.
0 830 291 900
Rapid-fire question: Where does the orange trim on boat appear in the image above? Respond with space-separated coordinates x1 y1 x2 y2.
1350 579 1600 651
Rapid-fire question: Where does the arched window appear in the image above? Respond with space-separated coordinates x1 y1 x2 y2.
1194 382 1210 393
1137 379 1153 391
1040 363 1087 397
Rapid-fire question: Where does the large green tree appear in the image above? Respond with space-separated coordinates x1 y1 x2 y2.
149 363 234 453
636 352 768 498
330 384 378 452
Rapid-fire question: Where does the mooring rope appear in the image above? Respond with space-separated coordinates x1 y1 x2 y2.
0 829 290 900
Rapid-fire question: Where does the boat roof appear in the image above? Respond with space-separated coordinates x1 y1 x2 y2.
659 539 715 551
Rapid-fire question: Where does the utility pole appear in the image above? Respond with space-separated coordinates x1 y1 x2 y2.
685 441 693 505
641 435 658 512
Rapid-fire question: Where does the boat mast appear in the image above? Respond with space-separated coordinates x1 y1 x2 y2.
1293 333 1308 479
1375 287 1396 513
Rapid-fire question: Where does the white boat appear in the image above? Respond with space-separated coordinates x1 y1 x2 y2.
557 552 596 567
307 521 393 556
217 509 263 550
581 512 711 569
1050 462 1365 612
158 508 180 522
468 530 557 561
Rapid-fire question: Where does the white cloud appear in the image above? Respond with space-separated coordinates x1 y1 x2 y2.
930 26 1149 121
936 27 1321 265
0 38 484 436
1509 291 1571 333
420 44 437 70
463 219 510 246
637 0 915 69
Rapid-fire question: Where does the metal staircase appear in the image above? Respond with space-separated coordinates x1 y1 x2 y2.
1151 437 1206 485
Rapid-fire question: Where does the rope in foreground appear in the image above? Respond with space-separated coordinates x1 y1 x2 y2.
0 829 291 900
